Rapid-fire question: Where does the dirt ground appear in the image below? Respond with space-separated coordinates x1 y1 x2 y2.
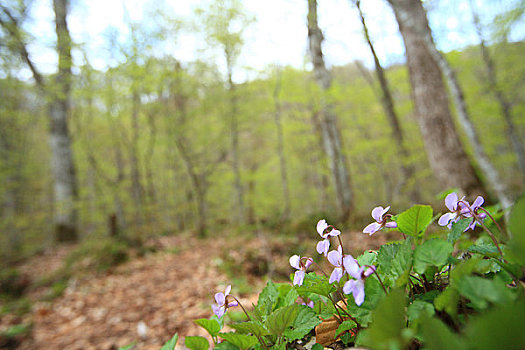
1 228 390 350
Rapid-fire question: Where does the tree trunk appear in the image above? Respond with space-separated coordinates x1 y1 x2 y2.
130 88 144 224
52 0 78 242
470 0 525 181
273 68 291 221
387 0 487 198
227 63 245 225
355 0 420 203
307 0 353 221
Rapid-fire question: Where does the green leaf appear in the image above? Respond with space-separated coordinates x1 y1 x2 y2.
281 287 299 307
295 273 336 297
467 242 499 257
194 318 221 338
159 333 178 350
312 344 324 350
283 305 321 341
420 317 466 350
215 341 238 350
456 275 515 310
447 218 470 243
266 304 300 337
356 288 408 350
184 336 208 350
464 297 525 350
117 343 136 350
335 319 357 338
345 277 385 326
434 287 459 317
508 195 525 265
413 238 453 274
407 300 434 327
229 321 269 337
357 251 378 267
397 205 433 237
377 240 412 286
218 332 258 350
257 280 279 315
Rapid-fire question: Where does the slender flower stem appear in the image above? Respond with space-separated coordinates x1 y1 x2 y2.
337 235 345 257
327 294 361 329
367 265 387 295
478 207 508 239
229 296 269 350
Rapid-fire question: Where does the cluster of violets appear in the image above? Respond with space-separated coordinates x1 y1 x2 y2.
211 192 487 318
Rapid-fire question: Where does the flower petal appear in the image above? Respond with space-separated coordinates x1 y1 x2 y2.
289 255 301 269
316 239 330 256
212 304 225 319
304 257 313 270
438 212 455 226
353 281 365 306
225 285 231 296
327 249 342 267
364 265 376 277
227 300 238 307
343 279 356 295
328 229 341 237
371 206 384 222
316 219 328 236
363 222 382 235
215 292 225 305
445 192 458 211
293 270 305 286
385 221 397 228
472 196 484 209
343 255 360 279
329 267 343 284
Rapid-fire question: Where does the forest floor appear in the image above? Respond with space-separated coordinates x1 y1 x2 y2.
0 228 391 350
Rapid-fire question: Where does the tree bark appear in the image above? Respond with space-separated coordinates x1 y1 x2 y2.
307 0 353 221
354 0 420 203
51 0 78 242
387 0 487 198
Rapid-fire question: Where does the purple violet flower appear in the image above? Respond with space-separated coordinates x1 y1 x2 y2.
212 285 238 319
290 255 313 286
301 299 315 308
363 206 397 235
438 192 469 229
465 196 487 231
342 257 376 306
327 245 345 284
316 219 341 256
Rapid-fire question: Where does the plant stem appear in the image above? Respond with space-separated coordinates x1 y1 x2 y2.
478 206 508 239
229 296 269 350
327 294 361 329
368 266 388 295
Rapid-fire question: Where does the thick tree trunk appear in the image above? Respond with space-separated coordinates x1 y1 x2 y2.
387 0 487 198
273 68 291 221
355 0 420 203
470 0 525 182
307 0 353 221
52 0 78 242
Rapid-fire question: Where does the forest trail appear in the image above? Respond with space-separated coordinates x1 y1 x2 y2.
6 229 388 350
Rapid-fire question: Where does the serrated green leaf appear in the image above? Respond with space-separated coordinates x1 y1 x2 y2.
312 344 324 350
413 239 453 274
377 240 412 286
214 341 238 350
184 336 208 350
467 242 499 257
447 218 470 243
335 319 357 338
257 280 279 315
159 333 178 350
194 318 221 338
266 304 300 337
397 205 433 237
456 275 515 310
282 287 299 307
295 273 336 297
283 305 321 341
219 332 258 350
357 251 378 266
229 321 269 337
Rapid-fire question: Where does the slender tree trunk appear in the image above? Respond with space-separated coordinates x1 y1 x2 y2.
227 62 245 224
307 0 353 221
52 0 78 242
470 0 525 181
354 0 420 202
273 68 291 221
387 0 487 198
130 88 144 224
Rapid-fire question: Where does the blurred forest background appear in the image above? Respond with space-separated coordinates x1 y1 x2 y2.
0 0 524 259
